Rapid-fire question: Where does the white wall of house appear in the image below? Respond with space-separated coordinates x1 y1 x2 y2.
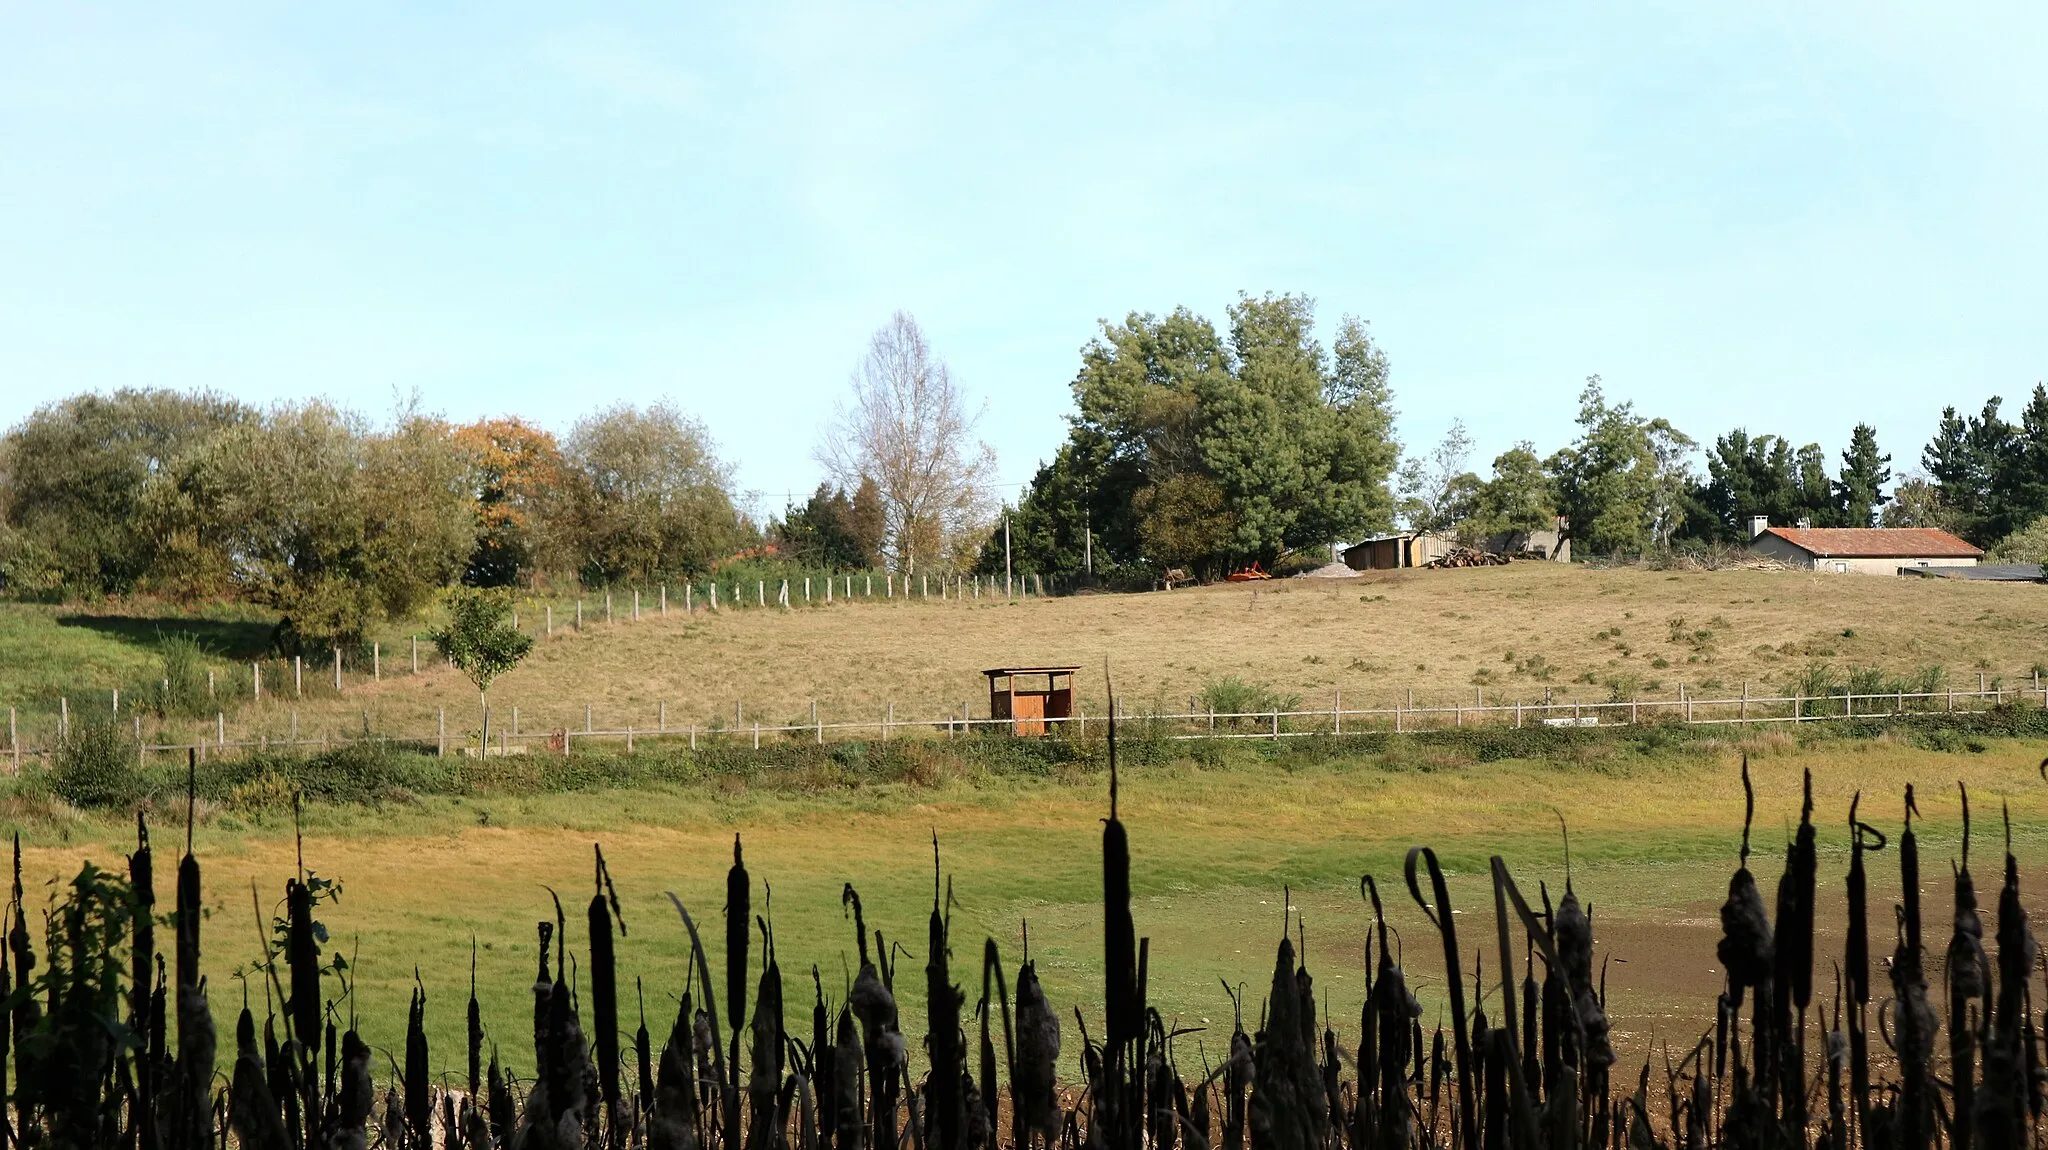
1832 556 1977 575
1751 533 1979 574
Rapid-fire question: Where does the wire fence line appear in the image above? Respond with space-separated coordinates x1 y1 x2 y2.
8 675 2045 770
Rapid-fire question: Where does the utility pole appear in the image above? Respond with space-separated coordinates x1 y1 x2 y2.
1004 514 1013 598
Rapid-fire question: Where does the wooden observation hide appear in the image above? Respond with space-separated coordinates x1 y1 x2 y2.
984 665 1079 736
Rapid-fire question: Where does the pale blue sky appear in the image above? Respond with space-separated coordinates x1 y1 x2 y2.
3 3 2042 515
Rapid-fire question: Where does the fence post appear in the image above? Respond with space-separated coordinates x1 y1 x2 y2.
753 722 760 750
1844 688 1851 720
1333 688 1341 735
294 656 303 696
437 708 446 756
922 575 929 598
886 702 894 740
112 688 119 717
805 577 811 602
333 648 341 691
606 592 613 624
208 669 215 699
217 711 225 745
813 700 822 745
577 600 584 630
1739 680 1748 723
626 726 634 754
658 701 665 732
887 574 893 599
686 585 693 612
1271 707 1279 739
825 579 832 604
661 585 668 616
634 589 640 621
759 580 766 607
413 636 420 672
1514 700 1522 728
253 664 261 701
373 643 380 680
1683 683 1691 723
7 707 15 772
690 726 696 750
866 575 872 597
60 696 68 743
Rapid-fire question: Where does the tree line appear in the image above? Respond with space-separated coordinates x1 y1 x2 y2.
0 393 750 648
6 297 2045 637
0 312 1006 649
985 292 2048 578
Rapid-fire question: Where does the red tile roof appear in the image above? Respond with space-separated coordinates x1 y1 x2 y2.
1760 526 1984 559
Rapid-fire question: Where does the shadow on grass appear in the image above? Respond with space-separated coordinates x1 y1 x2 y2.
54 613 275 659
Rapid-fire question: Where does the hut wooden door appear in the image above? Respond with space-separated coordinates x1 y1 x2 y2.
1011 693 1046 736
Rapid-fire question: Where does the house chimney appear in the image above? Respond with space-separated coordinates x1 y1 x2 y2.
1745 515 1769 540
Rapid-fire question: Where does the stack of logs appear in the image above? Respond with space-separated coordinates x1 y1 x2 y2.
1422 547 1513 568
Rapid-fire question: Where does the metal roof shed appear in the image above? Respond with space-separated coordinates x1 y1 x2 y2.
983 666 1080 736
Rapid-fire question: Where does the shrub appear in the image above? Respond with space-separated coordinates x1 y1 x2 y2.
1199 675 1302 722
153 632 214 718
50 719 148 809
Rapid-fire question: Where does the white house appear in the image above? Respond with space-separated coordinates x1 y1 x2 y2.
1746 519 1983 575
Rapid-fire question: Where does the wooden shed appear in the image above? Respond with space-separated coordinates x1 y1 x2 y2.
984 666 1079 736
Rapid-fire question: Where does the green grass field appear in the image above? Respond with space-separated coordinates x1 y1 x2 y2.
12 729 2047 1081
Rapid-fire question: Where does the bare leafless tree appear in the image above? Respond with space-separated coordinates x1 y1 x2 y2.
816 311 996 573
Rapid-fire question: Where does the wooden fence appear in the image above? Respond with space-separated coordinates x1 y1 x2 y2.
7 674 2044 769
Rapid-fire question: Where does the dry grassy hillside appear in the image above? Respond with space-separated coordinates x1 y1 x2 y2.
279 562 2048 739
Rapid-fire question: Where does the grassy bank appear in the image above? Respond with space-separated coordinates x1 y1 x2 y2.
5 564 2045 744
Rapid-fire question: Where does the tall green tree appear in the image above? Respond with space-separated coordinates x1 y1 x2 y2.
1689 427 1849 541
1544 377 1695 556
1986 384 2048 541
777 482 883 571
563 401 751 585
1834 423 1893 527
1916 385 2048 544
1458 442 1555 539
993 294 1399 580
1395 420 1477 534
361 408 477 618
149 401 378 650
0 389 249 594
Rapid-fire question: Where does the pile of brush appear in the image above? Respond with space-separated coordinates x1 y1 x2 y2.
0 733 2042 1150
